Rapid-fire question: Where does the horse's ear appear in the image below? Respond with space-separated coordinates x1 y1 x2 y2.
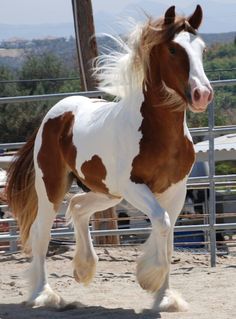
188 5 203 30
164 6 175 25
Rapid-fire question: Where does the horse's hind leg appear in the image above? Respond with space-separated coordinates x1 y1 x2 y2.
66 192 121 285
27 194 64 308
26 167 71 308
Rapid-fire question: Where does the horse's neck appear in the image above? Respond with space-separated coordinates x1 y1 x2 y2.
129 87 194 194
141 89 187 142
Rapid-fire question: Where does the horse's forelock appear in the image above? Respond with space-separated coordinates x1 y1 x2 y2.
138 16 192 75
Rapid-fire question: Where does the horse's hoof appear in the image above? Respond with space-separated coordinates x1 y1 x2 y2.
73 257 97 285
153 289 189 312
25 285 66 309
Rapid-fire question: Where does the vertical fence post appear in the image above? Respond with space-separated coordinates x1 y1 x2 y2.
9 220 17 253
92 208 120 245
208 100 216 267
203 190 209 251
71 0 98 91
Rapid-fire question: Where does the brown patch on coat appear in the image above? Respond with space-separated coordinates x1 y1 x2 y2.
130 102 195 193
130 31 195 194
37 112 77 210
38 112 109 209
81 155 109 194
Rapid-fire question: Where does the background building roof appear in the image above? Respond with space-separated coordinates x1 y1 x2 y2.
195 134 236 162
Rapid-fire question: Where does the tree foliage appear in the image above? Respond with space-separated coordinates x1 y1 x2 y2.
0 52 80 143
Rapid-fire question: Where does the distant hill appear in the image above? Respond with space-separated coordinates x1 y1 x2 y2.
0 23 74 41
0 37 77 70
0 31 235 70
0 20 235 46
201 32 236 46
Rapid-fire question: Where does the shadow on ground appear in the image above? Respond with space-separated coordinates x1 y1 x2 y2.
0 303 161 319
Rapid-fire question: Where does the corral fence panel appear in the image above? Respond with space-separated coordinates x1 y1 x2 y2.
0 79 236 267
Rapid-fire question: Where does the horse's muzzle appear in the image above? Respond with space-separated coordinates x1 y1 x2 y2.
190 85 213 112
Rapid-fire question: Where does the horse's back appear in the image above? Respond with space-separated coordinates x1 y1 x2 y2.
42 96 109 121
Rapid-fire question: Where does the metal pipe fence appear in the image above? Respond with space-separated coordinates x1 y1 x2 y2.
0 80 236 265
0 90 104 105
1 219 236 242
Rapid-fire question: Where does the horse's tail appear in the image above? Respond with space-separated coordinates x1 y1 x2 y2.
6 130 38 251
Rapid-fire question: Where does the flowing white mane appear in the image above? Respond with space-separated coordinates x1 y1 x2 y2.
93 25 146 99
93 15 191 100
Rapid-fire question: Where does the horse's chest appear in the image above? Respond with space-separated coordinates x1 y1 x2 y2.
130 135 195 194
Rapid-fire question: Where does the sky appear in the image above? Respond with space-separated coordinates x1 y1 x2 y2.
0 0 235 33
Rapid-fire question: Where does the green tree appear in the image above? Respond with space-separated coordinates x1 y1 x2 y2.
0 66 21 142
0 52 80 142
0 65 19 97
19 52 67 94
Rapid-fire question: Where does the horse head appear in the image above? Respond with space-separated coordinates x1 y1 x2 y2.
144 5 213 112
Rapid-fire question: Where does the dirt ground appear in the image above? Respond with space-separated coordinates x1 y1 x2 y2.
0 246 236 319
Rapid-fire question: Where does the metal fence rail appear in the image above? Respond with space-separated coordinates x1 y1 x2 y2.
1 221 236 239
0 90 104 105
1 80 236 266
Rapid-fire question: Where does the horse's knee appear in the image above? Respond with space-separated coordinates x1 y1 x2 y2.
66 193 90 220
152 211 171 237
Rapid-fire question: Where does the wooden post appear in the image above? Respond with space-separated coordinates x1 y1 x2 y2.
92 208 120 245
71 0 98 91
71 0 119 245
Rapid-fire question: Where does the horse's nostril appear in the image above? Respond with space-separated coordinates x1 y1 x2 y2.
193 89 201 101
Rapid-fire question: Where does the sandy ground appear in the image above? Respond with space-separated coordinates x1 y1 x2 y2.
0 246 236 319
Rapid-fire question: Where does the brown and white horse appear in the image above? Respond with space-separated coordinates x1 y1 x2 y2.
5 5 213 312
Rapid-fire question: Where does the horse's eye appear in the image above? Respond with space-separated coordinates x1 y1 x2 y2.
169 47 176 55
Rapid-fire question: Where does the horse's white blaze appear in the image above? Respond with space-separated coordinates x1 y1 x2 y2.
174 32 210 91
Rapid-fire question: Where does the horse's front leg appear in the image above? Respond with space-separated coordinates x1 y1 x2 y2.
66 192 121 285
153 179 189 312
123 181 171 293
